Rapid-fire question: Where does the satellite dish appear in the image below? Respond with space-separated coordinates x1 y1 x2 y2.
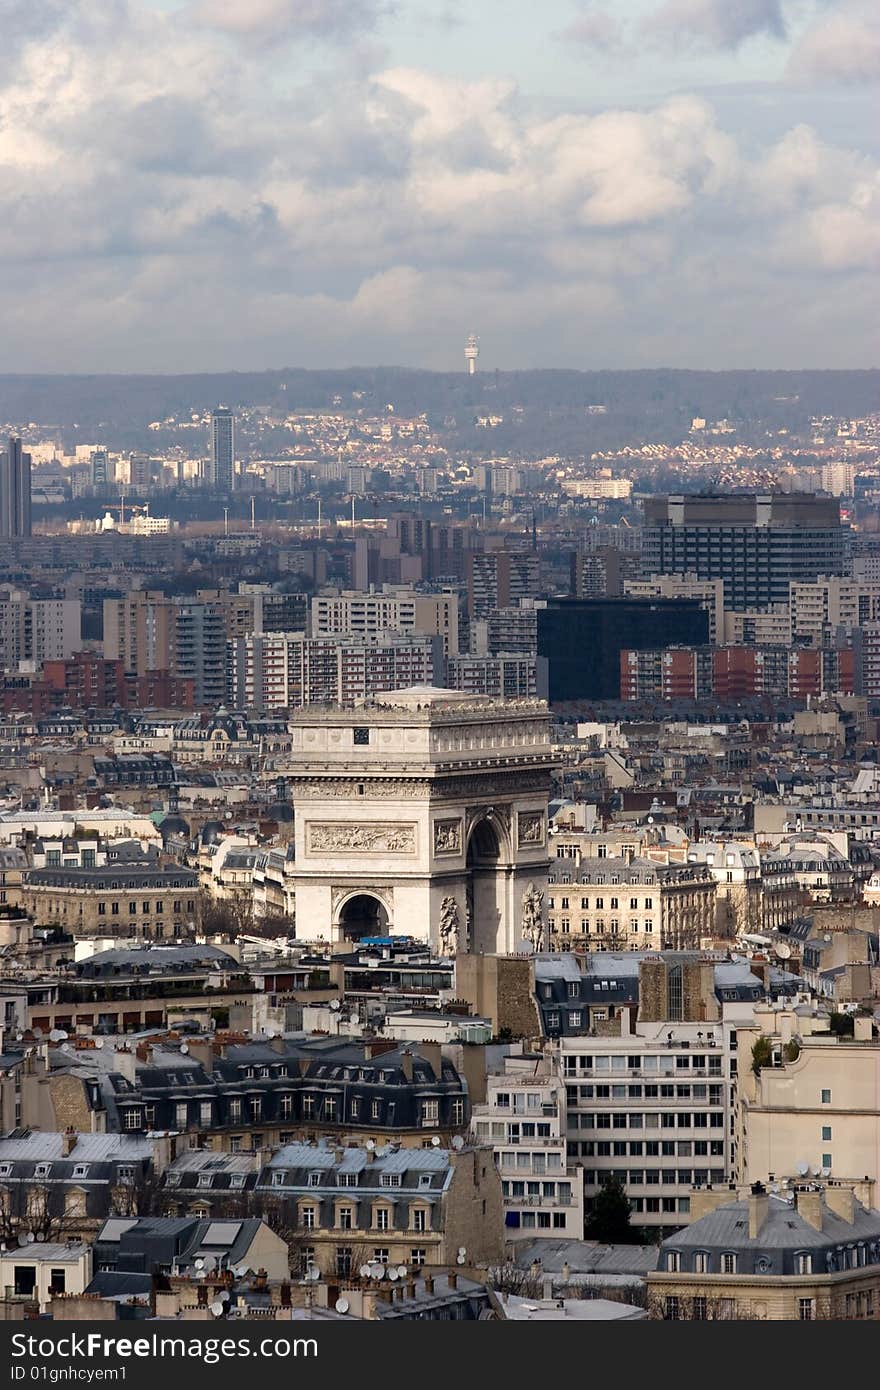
17 1233 28 1246
396 1266 408 1279
329 1000 341 1011
451 1136 464 1151
431 1136 441 1147
95 1039 104 1049
387 1268 399 1282
218 1290 230 1304
49 1029 64 1042
335 1298 350 1314
194 1258 205 1269
358 1264 372 1278
209 1302 224 1318
203 1255 216 1272
369 1265 384 1281
26 1232 35 1244
180 1044 189 1055
775 941 792 960
305 1266 320 1283
457 1247 466 1257
365 1140 375 1152
456 1254 466 1266
821 1167 831 1178
796 1161 809 1176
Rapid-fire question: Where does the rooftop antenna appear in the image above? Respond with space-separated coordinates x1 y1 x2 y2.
465 333 479 376
250 497 255 531
223 507 229 538
317 497 322 537
351 493 356 530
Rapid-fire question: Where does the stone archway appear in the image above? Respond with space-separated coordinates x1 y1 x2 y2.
337 892 390 942
466 814 507 954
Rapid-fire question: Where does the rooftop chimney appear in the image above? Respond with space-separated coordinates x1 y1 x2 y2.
61 1127 78 1157
824 1186 856 1224
795 1189 824 1232
748 1181 768 1239
400 1049 414 1082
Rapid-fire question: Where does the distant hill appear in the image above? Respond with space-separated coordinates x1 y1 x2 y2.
1 368 877 455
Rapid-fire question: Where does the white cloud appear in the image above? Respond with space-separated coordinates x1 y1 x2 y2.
190 0 390 42
788 5 880 82
0 0 876 370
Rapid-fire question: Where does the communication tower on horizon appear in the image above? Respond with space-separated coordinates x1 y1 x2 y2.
464 334 479 375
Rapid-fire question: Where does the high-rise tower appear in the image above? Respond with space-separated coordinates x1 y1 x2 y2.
210 406 235 491
464 334 479 375
0 437 32 539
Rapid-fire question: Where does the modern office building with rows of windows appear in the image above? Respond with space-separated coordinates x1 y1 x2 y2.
557 962 765 1231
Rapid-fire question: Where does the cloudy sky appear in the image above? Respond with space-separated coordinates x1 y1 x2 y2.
1 0 877 372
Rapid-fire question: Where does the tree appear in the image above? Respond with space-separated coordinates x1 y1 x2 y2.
584 1176 636 1244
751 1035 772 1076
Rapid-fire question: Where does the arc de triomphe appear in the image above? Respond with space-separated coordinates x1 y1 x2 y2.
283 687 555 954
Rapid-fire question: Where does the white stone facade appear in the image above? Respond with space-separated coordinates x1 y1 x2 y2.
284 687 554 952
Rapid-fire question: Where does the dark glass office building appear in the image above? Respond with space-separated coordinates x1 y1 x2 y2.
537 597 709 702
642 494 848 611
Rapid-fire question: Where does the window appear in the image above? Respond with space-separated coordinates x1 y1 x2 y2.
300 1206 316 1229
664 1297 680 1321
693 1252 708 1274
122 1109 141 1131
272 1171 286 1187
336 1247 352 1278
175 1103 188 1129
380 1174 402 1189
410 1248 427 1267
795 1253 812 1275
353 727 370 745
822 1153 832 1168
372 1248 390 1265
34 1163 51 1179
799 1298 814 1321
821 1126 832 1142
412 1208 427 1232
308 1171 323 1187
375 1208 390 1231
228 1098 242 1122
199 1102 212 1126
666 1252 680 1272
338 1207 354 1230
721 1253 737 1274
821 1089 832 1105
422 1100 439 1126
117 1165 135 1184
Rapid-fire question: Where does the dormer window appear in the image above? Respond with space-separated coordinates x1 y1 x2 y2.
72 1164 90 1179
308 1171 323 1187
34 1163 51 1179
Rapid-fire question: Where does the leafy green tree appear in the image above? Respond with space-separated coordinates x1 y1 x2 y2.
584 1176 636 1244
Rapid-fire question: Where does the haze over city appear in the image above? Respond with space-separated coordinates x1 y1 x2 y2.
2 0 878 373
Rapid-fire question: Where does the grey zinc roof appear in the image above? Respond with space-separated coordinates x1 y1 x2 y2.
0 1132 152 1161
267 1142 453 1175
665 1195 880 1252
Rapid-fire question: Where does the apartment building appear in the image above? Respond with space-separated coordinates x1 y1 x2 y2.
250 1142 504 1276
651 1183 880 1320
102 591 174 676
790 576 880 645
735 1003 880 1189
228 632 441 710
470 1058 584 1241
311 588 459 657
547 856 716 952
0 590 81 669
447 653 538 699
466 551 541 622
